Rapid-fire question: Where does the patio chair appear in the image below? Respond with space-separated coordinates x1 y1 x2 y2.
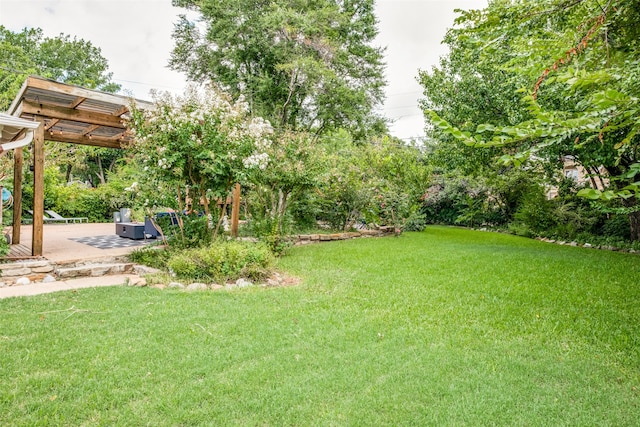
45 210 88 224
27 210 68 224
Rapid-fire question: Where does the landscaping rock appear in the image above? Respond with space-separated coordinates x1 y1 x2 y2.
0 282 6 288
128 277 147 287
42 275 57 283
15 277 31 286
235 278 253 288
2 268 32 277
186 282 208 291
133 265 162 275
265 277 280 287
210 284 224 291
32 264 55 274
570 241 578 247
168 282 185 289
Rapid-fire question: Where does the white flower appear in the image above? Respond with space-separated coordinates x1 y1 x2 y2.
243 152 269 170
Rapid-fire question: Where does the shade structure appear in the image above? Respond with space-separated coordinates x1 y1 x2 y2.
0 112 41 152
4 76 152 256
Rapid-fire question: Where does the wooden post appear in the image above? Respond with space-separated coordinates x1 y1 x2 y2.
12 147 23 244
231 183 241 238
32 118 45 256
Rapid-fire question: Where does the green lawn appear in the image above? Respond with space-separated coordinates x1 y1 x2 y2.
1 226 639 426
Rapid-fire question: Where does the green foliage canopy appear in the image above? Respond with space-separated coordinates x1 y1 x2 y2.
421 0 640 240
0 26 122 187
425 0 640 196
0 26 120 111
169 0 387 140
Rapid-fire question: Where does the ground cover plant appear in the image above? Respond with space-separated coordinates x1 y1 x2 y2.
1 226 639 425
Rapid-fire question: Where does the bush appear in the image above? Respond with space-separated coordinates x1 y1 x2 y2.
0 233 9 257
600 214 631 240
154 213 213 249
167 240 274 283
129 245 173 270
512 188 555 236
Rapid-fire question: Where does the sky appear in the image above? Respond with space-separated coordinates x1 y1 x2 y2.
0 0 487 140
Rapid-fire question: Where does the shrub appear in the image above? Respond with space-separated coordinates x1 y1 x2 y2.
154 213 213 249
167 240 274 283
0 233 9 257
511 185 555 235
601 214 631 240
129 245 173 270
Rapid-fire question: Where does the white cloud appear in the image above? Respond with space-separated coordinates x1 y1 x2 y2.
0 0 488 139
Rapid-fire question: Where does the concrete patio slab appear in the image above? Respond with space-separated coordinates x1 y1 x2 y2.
10 222 154 262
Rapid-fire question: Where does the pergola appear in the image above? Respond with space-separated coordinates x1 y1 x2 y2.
4 76 241 258
5 76 153 256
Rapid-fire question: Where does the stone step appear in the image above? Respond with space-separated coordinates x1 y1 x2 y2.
56 262 135 279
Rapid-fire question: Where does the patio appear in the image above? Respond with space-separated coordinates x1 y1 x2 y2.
6 222 154 263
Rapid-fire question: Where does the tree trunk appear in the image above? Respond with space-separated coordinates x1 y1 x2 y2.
629 210 640 242
95 156 106 185
622 197 640 241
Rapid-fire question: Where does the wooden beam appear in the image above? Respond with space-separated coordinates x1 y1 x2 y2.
69 96 86 108
12 147 23 245
24 76 154 110
46 131 123 148
32 118 45 257
231 183 240 238
113 105 129 117
22 100 127 129
82 124 101 136
44 118 59 131
109 130 128 141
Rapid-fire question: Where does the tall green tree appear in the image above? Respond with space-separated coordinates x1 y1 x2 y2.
0 26 122 186
169 0 387 140
0 26 120 110
423 0 640 240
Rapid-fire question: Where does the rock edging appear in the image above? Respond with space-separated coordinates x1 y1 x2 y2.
291 226 397 245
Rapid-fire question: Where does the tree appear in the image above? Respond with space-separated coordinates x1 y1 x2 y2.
128 84 274 238
423 0 640 240
0 26 120 110
247 130 325 235
169 0 386 140
0 26 123 187
316 133 430 231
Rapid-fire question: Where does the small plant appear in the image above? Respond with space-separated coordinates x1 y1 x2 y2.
167 240 274 283
129 245 173 270
0 232 9 257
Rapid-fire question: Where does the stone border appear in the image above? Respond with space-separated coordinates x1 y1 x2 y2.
473 227 638 254
291 226 397 245
535 236 638 253
0 255 144 287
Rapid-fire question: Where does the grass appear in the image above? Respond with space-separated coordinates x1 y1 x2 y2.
1 226 639 425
